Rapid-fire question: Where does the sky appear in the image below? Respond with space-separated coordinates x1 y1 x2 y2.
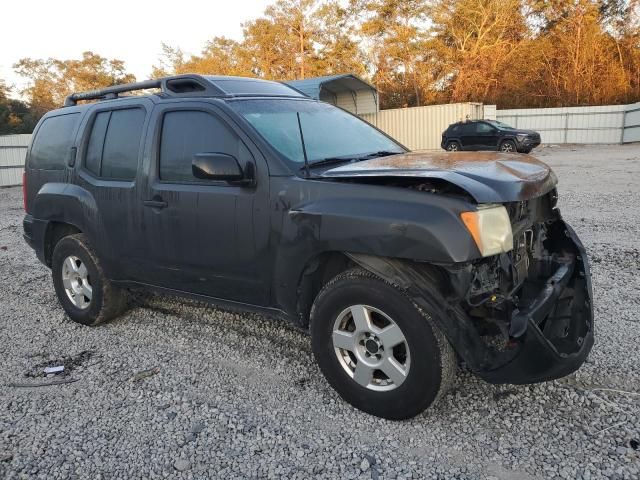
1 0 273 97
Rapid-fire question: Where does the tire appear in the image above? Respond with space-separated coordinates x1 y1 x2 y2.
310 267 456 420
500 140 517 153
445 141 461 152
51 233 127 326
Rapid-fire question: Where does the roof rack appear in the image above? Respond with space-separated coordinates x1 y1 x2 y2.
63 74 306 107
63 74 225 106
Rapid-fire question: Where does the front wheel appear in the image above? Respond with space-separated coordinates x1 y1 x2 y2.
500 140 517 153
310 268 456 419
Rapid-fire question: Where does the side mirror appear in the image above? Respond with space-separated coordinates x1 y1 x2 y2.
192 153 244 182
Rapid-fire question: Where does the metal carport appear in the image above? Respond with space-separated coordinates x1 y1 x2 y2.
285 74 378 115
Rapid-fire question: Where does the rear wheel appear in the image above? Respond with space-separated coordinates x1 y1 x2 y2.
446 141 461 152
51 234 127 326
310 268 456 419
500 140 516 153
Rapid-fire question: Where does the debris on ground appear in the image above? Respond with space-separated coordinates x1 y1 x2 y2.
129 366 160 382
43 365 64 375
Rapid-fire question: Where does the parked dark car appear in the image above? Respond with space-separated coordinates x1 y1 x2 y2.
442 119 541 153
23 75 592 420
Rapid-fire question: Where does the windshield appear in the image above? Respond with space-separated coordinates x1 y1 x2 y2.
487 120 515 130
230 99 405 165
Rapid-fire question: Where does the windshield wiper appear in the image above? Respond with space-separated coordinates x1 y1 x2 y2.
303 150 402 171
364 150 402 159
303 156 359 170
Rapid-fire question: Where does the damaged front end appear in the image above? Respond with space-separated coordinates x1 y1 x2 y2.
349 190 594 385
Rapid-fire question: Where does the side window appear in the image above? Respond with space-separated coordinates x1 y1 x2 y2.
29 113 80 170
460 123 475 135
159 110 246 183
85 112 109 175
84 108 145 180
475 122 493 134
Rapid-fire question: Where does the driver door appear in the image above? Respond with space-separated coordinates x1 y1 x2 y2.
138 103 270 305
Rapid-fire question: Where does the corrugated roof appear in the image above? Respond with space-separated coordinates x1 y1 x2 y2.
285 74 376 99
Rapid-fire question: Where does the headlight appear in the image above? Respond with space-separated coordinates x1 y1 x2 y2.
460 205 513 257
516 133 528 141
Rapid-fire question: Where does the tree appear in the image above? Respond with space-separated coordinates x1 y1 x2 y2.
523 0 633 106
14 51 136 116
359 0 434 108
314 2 368 76
429 0 530 107
155 0 367 81
154 0 639 108
0 79 37 134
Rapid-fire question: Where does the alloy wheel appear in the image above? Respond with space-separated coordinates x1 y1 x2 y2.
332 304 411 391
500 142 514 153
61 255 92 309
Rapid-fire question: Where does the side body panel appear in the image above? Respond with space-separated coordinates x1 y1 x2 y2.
267 176 480 315
70 97 155 281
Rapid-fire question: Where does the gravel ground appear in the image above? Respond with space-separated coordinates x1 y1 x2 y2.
0 144 639 479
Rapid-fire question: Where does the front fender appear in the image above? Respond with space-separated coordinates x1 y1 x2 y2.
270 177 479 315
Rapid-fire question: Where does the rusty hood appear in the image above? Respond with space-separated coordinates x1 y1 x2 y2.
320 151 558 203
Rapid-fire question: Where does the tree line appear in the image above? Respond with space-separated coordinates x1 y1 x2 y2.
2 0 639 133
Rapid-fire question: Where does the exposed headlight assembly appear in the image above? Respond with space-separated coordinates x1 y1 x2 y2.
460 205 513 257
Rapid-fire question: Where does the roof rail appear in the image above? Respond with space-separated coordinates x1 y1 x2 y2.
63 74 224 106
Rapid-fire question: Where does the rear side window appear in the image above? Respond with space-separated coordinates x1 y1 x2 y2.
29 113 80 170
159 110 245 183
84 108 145 180
475 122 493 133
460 123 475 135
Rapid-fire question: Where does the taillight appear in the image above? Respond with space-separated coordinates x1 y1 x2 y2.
22 171 27 212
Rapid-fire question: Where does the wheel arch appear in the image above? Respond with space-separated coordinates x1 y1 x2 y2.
30 183 105 267
44 221 82 267
295 251 354 328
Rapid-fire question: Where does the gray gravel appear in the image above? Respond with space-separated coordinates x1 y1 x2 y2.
1 144 639 479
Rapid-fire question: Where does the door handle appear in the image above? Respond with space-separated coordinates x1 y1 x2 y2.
143 199 168 209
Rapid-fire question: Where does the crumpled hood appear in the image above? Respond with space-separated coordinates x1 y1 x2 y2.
320 151 557 203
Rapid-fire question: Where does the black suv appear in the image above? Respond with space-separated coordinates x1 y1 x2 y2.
442 119 541 153
23 75 592 419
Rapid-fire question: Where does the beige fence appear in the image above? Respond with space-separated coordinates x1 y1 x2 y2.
361 103 484 150
0 135 30 187
496 102 640 145
623 102 640 143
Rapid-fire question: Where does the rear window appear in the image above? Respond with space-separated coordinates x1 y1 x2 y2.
29 113 80 170
84 108 145 180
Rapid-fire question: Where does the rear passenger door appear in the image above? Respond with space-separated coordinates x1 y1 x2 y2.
459 123 477 150
474 122 499 150
75 100 151 279
139 102 270 305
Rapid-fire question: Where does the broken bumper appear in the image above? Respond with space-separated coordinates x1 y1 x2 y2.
347 219 594 386
478 222 593 384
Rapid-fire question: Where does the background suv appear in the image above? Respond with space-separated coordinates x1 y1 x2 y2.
442 120 541 153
